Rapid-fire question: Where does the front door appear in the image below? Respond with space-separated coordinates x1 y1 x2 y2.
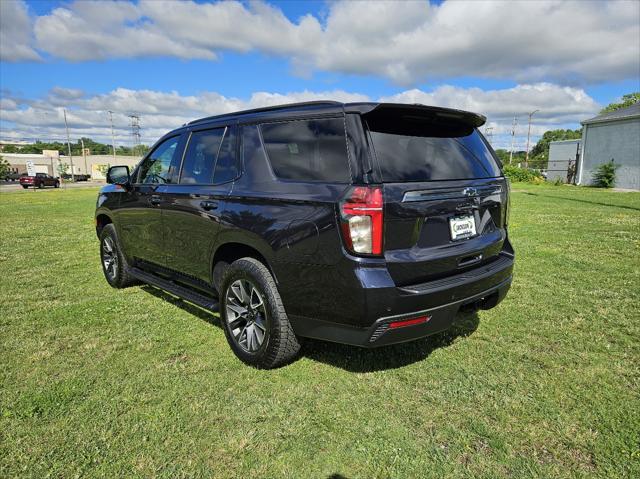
162 124 239 283
117 134 184 268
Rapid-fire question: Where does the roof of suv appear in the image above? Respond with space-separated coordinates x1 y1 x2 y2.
187 101 487 128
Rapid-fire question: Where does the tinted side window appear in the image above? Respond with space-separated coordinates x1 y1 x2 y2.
180 128 224 184
213 126 238 184
260 118 351 182
138 136 180 184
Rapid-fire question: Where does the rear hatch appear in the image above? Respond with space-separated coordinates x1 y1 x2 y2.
363 105 509 287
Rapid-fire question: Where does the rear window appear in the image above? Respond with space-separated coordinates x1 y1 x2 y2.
180 126 238 184
366 114 502 182
260 118 351 182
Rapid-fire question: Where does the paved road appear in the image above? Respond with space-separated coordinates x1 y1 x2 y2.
0 181 103 192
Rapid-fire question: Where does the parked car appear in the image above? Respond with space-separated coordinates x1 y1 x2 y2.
19 173 60 189
95 101 514 368
61 173 91 181
3 172 25 182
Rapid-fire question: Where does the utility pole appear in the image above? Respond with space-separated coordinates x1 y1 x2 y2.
63 108 75 182
108 110 116 161
509 116 518 164
80 137 88 177
525 109 540 169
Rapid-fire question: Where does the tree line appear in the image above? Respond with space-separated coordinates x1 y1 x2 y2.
0 137 150 157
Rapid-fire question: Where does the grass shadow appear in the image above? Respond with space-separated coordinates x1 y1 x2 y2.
140 285 221 328
140 284 479 372
521 191 640 211
302 312 480 373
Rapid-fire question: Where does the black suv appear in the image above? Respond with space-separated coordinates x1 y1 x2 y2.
96 101 514 368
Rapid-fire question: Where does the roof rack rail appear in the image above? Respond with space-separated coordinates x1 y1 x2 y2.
187 100 344 126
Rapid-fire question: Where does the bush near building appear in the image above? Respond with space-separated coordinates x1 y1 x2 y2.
592 160 619 188
503 165 545 183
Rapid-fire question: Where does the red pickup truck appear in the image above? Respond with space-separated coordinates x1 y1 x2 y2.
19 173 60 189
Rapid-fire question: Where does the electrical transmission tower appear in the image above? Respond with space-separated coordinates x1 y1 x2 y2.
128 114 141 158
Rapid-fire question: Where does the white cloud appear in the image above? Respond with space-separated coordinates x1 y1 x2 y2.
0 0 40 61
381 83 600 125
24 0 640 85
0 83 598 150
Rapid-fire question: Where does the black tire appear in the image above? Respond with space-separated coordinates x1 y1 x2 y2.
21 185 28 189
99 224 137 288
37 181 44 189
220 257 301 368
54 181 60 188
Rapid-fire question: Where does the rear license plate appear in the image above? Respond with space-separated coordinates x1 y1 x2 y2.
449 215 476 240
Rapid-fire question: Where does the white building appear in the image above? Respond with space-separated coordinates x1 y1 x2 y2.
2 153 141 179
578 103 640 190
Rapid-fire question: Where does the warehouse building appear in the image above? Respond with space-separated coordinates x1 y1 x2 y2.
2 152 140 180
578 103 640 190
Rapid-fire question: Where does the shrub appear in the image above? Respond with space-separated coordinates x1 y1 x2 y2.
503 165 544 183
592 160 618 188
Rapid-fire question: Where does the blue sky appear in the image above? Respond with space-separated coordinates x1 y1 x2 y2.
1 0 639 148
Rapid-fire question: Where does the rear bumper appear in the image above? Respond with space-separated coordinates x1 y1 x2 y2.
288 251 514 347
291 274 511 347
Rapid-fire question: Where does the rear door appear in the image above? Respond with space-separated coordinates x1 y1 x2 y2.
162 124 239 283
363 107 509 287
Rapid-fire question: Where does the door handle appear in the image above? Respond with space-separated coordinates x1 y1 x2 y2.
200 200 218 211
149 195 162 206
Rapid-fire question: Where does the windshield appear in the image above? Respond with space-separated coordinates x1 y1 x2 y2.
366 114 502 182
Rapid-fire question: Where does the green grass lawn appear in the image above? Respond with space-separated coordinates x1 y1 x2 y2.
1 184 638 478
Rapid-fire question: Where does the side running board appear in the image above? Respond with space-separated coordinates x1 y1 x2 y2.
129 267 219 312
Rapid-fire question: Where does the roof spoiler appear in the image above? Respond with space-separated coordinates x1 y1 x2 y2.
363 103 486 128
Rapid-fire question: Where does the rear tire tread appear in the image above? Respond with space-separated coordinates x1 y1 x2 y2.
221 257 301 368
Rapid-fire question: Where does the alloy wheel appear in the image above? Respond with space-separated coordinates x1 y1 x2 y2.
225 279 268 353
102 236 119 281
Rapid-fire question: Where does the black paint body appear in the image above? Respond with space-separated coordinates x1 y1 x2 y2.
96 102 514 347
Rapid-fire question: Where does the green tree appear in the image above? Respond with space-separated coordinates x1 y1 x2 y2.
0 155 10 178
529 128 582 169
494 149 527 165
0 138 147 156
57 162 69 178
600 92 640 114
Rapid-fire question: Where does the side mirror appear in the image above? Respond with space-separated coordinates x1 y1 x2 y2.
106 166 130 186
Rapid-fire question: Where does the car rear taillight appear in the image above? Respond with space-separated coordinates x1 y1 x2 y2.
339 186 384 256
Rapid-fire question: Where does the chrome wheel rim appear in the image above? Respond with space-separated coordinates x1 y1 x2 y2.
102 236 118 280
225 279 267 353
